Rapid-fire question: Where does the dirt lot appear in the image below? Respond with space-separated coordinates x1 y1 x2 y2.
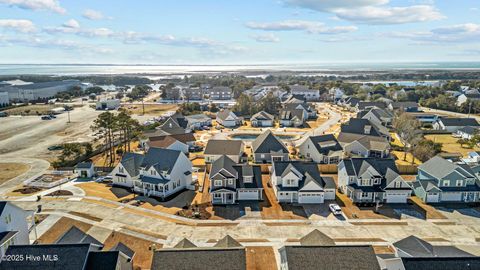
36 217 93 244
425 134 480 156
102 231 157 270
77 182 135 202
0 163 30 184
121 104 178 116
4 104 59 116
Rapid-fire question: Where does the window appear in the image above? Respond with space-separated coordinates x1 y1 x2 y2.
164 185 169 192
228 179 234 185
261 154 265 158
177 179 181 186
214 193 222 198
361 192 370 198
119 167 124 173
456 180 464 187
442 180 450 187
214 180 222 186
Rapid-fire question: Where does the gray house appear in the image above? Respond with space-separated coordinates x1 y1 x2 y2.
340 118 390 140
433 118 480 133
357 107 394 127
251 111 274 127
298 134 343 164
204 140 245 163
252 130 289 163
338 158 412 204
413 156 480 203
209 155 263 204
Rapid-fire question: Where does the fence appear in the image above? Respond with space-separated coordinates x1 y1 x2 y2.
397 165 418 175
318 164 338 174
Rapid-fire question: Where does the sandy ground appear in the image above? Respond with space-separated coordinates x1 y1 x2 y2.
0 105 101 159
0 163 30 184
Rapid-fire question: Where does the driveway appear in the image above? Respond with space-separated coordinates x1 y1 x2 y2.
303 202 347 220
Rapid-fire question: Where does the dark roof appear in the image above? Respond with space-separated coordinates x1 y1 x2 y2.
283 246 381 270
341 158 404 190
279 108 304 121
210 155 238 180
75 162 93 169
204 140 244 155
151 248 246 270
458 126 480 135
401 257 480 270
252 130 288 154
149 133 196 144
305 134 342 155
418 156 475 180
393 235 473 258
235 165 263 189
119 152 144 177
111 242 135 259
390 102 419 109
141 147 182 174
439 118 480 127
2 243 93 270
55 226 103 247
0 201 6 216
357 101 387 110
85 251 128 270
340 118 388 137
161 113 188 129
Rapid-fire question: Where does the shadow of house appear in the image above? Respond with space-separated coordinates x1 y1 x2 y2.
136 189 196 208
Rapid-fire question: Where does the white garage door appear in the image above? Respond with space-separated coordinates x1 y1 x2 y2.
426 193 439 203
298 193 324 204
441 192 462 202
324 189 336 200
386 193 407 203
238 190 259 200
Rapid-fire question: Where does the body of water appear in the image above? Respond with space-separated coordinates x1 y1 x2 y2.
0 62 480 76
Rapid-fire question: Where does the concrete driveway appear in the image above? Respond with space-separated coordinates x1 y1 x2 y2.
303 202 347 220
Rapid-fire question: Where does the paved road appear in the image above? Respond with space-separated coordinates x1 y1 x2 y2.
0 158 50 194
421 106 480 121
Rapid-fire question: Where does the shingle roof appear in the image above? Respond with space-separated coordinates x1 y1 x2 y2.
279 108 304 121
151 248 246 270
235 165 263 189
252 130 288 154
214 235 242 248
283 246 381 270
55 226 103 247
111 242 135 259
299 230 335 246
0 231 17 246
457 126 480 135
357 101 387 110
306 134 342 155
217 109 238 121
85 251 126 270
418 156 475 180
394 235 473 258
340 118 388 137
439 118 480 127
3 243 93 270
149 133 196 144
119 153 145 177
401 257 480 270
204 140 244 155
0 201 7 216
141 147 182 174
273 161 332 190
75 162 93 169
251 111 274 121
390 102 419 109
210 155 238 179
174 238 197 248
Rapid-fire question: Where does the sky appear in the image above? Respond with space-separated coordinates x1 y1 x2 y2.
0 0 479 64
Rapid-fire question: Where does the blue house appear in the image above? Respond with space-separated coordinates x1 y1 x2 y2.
412 156 480 203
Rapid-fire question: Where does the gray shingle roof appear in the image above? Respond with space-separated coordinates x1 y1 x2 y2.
216 109 237 121
283 246 381 270
151 247 246 270
214 235 242 248
210 155 238 179
119 153 145 177
306 134 342 155
141 147 182 174
402 257 480 270
55 226 103 247
252 130 288 154
111 242 135 259
273 161 332 191
439 118 480 127
251 111 274 121
204 140 244 155
86 251 127 270
357 102 387 110
279 108 304 121
418 156 475 180
340 118 389 137
394 235 473 257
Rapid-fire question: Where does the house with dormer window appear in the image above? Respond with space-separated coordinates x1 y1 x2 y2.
270 161 336 204
298 134 343 164
111 147 193 199
252 130 289 163
209 155 263 204
338 158 412 204
412 156 480 203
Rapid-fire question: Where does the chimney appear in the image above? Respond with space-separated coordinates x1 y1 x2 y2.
364 125 372 135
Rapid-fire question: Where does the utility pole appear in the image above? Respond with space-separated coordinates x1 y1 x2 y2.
67 109 71 123
468 101 472 118
142 98 145 115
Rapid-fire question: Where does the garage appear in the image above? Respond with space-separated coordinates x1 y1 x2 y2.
324 189 336 200
441 192 462 202
426 193 440 203
386 192 408 203
238 190 260 200
298 192 324 204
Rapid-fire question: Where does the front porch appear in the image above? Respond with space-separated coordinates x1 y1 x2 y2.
347 188 385 204
211 190 236 204
133 181 167 198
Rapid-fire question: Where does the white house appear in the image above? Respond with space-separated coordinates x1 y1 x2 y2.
111 148 193 198
216 109 240 127
456 126 480 140
270 161 336 204
74 162 95 178
433 118 480 133
290 85 320 101
185 114 212 130
0 201 31 257
457 93 480 106
0 92 9 106
251 111 274 127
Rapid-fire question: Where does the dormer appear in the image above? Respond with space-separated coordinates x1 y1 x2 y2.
243 175 253 183
364 125 372 135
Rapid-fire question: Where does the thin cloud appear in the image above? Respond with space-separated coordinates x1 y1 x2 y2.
250 33 280 43
381 23 480 43
245 20 357 34
82 9 108 20
0 0 65 14
0 19 36 33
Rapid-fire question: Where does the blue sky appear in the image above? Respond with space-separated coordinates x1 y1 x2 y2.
0 0 479 64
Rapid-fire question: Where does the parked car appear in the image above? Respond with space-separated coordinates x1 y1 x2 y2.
48 145 63 151
189 145 204 152
329 204 342 215
0 112 8 117
41 115 52 120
